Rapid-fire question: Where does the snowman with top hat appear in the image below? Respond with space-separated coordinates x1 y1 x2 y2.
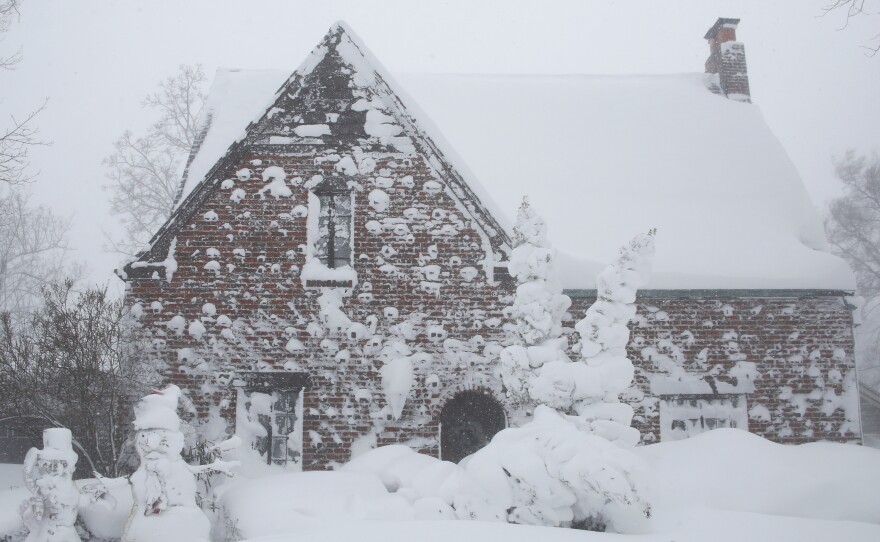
120 385 213 542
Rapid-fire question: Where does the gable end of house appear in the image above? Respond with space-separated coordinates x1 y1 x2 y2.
121 23 510 282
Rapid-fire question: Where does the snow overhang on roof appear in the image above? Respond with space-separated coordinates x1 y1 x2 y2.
168 26 856 292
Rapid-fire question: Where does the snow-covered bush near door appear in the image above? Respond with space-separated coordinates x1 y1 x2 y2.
498 198 572 407
344 405 651 533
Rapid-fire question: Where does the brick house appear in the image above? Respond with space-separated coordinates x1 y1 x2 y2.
121 18 863 470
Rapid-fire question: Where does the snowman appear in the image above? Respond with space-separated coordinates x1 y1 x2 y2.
19 428 81 542
120 385 213 542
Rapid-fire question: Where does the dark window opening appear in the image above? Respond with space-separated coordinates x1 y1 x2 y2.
440 391 506 463
315 192 352 269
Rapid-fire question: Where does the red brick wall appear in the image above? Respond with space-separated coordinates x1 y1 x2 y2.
569 294 860 445
125 147 511 469
126 157 860 468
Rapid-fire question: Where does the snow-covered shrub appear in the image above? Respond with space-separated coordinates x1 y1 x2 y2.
575 230 654 442
498 198 572 406
530 230 655 445
345 406 652 533
464 406 651 532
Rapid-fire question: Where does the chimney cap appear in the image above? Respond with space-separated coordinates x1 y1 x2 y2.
704 18 741 40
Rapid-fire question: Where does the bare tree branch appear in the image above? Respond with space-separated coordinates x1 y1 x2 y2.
0 2 50 185
0 100 49 184
0 0 23 70
104 65 206 257
823 0 880 55
826 150 880 392
0 187 77 322
143 64 206 152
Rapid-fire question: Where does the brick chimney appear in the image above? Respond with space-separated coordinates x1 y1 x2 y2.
704 18 750 102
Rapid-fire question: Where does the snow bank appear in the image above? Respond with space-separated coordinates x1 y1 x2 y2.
635 428 880 524
0 486 27 537
209 423 880 542
238 513 880 542
218 471 410 538
0 463 22 490
77 480 132 539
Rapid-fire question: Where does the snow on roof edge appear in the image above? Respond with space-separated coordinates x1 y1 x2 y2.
331 23 512 250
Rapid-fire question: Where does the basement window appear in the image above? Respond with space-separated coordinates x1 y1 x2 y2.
659 394 748 442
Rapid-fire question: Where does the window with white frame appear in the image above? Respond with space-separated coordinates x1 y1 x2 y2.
659 394 748 441
314 188 352 269
235 372 308 468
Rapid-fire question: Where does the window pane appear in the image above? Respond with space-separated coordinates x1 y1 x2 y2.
315 216 331 263
271 437 288 464
255 413 271 458
314 193 352 268
333 195 351 267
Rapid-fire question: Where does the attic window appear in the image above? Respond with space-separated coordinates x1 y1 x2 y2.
314 185 353 269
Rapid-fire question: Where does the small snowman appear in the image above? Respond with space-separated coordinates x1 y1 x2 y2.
19 428 81 542
121 385 210 542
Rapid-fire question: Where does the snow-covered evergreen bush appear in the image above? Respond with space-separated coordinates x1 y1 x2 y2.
528 230 655 445
498 198 572 406
346 406 652 533
461 405 652 532
572 230 655 445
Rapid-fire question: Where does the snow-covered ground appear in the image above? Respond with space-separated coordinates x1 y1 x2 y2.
1 429 878 541
236 514 879 542
0 464 23 491
220 429 880 541
0 464 27 537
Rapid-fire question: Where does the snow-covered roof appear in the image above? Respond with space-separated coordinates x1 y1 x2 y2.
177 30 855 291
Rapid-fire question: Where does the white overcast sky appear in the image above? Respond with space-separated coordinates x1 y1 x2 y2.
2 0 879 290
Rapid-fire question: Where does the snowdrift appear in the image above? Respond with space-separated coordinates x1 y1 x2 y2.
635 427 880 523
1 428 878 540
219 428 880 540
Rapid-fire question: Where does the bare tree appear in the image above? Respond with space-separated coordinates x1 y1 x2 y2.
0 0 22 70
0 188 74 321
104 65 206 256
0 0 48 185
824 0 880 54
0 280 154 476
0 102 47 185
144 64 207 152
826 151 880 296
825 150 880 390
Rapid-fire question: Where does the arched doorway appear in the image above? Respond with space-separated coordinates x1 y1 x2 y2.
439 391 506 463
